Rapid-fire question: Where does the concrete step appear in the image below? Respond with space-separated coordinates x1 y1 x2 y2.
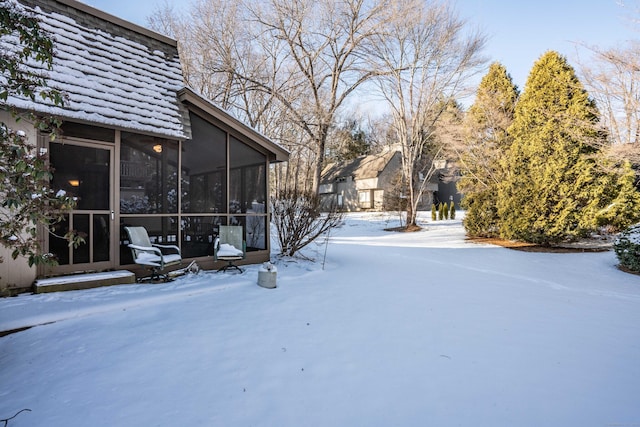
33 270 136 294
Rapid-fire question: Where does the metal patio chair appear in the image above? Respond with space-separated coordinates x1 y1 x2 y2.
213 225 246 272
124 226 182 281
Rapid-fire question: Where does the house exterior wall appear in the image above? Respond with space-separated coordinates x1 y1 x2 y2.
337 178 359 212
0 111 40 294
348 152 402 212
319 151 458 213
33 116 278 285
355 177 378 190
0 0 288 292
436 181 462 207
377 152 402 210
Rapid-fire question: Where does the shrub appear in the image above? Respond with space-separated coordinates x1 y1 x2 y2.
270 189 343 257
431 203 437 221
449 202 455 220
462 190 500 238
614 224 640 272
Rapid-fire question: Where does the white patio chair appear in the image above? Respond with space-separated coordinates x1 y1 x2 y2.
124 226 182 282
214 225 246 272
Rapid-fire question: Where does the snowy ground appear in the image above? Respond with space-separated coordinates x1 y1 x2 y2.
1 212 639 427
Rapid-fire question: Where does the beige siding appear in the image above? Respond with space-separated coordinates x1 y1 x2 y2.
355 177 379 190
0 112 39 293
0 255 36 295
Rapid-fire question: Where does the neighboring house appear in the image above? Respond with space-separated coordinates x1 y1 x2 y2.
319 149 406 211
319 148 459 212
0 0 288 292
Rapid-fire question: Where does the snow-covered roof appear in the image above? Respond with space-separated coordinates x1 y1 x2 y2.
2 0 189 139
321 150 400 183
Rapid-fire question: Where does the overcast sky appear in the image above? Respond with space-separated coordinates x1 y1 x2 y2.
83 0 637 92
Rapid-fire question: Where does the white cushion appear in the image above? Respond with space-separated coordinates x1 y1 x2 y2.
218 243 243 257
136 252 161 265
135 252 181 267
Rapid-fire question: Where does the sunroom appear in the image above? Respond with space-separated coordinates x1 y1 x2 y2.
42 88 288 280
0 0 287 290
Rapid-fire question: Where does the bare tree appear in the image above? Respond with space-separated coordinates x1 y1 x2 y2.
574 1 640 164
578 43 640 166
150 0 325 193
371 0 486 227
234 0 393 194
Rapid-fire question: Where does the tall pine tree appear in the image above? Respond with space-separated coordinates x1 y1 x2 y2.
497 51 606 244
459 62 519 237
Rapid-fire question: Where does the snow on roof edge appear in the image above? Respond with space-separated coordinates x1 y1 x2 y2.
58 0 177 47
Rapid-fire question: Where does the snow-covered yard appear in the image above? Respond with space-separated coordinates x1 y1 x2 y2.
1 212 639 427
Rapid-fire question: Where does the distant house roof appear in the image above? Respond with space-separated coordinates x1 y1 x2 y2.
321 150 400 183
3 0 189 139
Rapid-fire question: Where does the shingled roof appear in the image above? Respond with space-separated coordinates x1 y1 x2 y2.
321 150 400 183
3 0 189 139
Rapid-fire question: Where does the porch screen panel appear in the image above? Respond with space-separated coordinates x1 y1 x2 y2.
94 214 110 262
182 113 227 214
229 137 267 251
119 216 179 265
245 216 266 250
49 215 70 265
181 216 226 258
120 133 178 214
73 214 90 264
50 144 110 210
49 142 111 267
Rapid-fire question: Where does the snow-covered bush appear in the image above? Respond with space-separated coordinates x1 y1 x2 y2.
614 224 640 272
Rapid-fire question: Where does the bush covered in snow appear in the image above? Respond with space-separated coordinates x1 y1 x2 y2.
614 224 640 272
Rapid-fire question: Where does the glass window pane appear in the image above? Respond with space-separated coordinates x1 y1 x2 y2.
120 133 178 214
182 113 227 213
50 144 110 210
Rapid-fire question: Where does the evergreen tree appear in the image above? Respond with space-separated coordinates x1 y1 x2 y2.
497 51 606 244
595 160 640 231
459 62 518 237
326 118 371 163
